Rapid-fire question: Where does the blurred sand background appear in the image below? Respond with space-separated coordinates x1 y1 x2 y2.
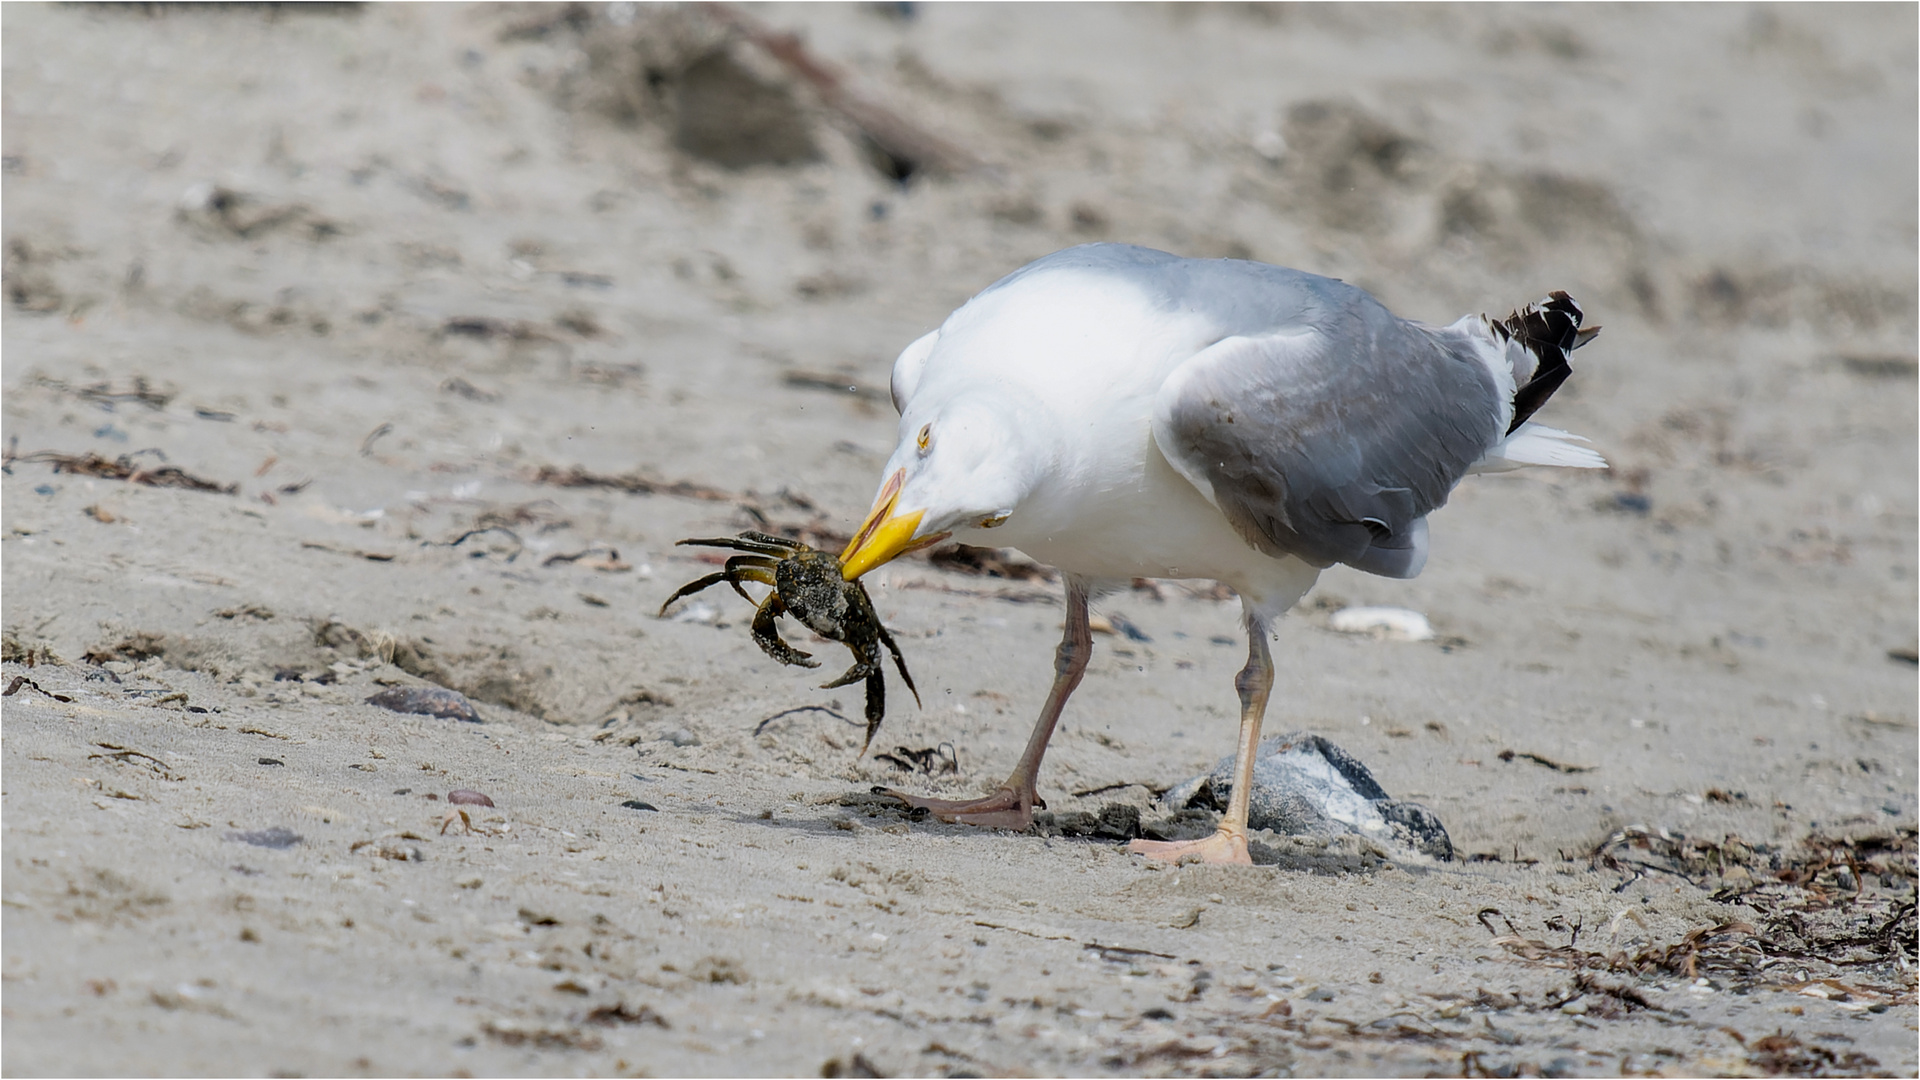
2 3 1915 1075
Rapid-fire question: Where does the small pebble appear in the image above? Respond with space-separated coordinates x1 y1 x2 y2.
659 728 701 747
258 758 283 766
621 799 659 811
1303 986 1336 1002
447 789 494 807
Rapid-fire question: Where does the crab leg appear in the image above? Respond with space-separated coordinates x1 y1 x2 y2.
750 591 818 668
820 658 877 691
737 530 808 551
656 571 734 617
858 669 886 755
722 557 779 603
876 625 921 708
656 559 778 615
676 534 801 557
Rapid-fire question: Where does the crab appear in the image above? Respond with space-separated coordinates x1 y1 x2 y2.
658 531 920 752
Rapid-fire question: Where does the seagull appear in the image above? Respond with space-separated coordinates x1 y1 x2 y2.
838 244 1604 865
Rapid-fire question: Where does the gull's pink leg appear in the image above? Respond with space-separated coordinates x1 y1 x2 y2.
1128 614 1273 865
886 580 1092 829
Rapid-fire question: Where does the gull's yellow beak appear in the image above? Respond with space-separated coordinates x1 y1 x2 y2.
839 468 949 580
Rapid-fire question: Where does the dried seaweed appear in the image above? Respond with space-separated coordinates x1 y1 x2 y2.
472 500 570 532
926 543 1056 582
583 1002 670 1028
1 628 61 666
874 743 959 776
89 742 183 781
1496 748 1594 773
437 525 524 561
440 315 563 342
82 633 170 665
528 464 735 501
541 544 630 571
1478 826 1920 1003
1743 1031 1884 1077
29 374 175 410
3 675 72 702
479 1021 601 1052
752 704 855 737
895 579 1059 604
1487 917 1766 982
300 541 396 562
7 449 235 493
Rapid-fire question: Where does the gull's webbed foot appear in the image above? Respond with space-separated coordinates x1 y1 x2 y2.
1128 829 1252 866
882 786 1042 831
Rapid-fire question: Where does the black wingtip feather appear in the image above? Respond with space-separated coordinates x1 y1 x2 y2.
1502 291 1593 435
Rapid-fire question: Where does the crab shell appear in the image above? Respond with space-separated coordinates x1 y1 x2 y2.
773 549 868 644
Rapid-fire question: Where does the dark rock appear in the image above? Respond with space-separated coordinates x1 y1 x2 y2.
1160 731 1453 860
226 827 302 849
365 685 482 723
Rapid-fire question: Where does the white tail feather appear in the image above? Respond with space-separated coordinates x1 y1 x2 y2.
1469 423 1607 475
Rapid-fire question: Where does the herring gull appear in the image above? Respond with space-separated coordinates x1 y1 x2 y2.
838 243 1604 865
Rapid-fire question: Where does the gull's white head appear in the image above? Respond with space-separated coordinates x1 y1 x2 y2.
839 394 1044 580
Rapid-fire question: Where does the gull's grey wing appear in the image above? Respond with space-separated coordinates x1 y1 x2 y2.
1152 298 1503 579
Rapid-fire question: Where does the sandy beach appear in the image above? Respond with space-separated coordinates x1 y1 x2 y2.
3 4 1915 1075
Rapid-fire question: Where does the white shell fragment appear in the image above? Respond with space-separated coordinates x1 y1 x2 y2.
1327 606 1434 642
669 600 720 625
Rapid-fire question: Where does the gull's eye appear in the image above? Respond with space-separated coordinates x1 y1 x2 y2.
915 423 932 454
